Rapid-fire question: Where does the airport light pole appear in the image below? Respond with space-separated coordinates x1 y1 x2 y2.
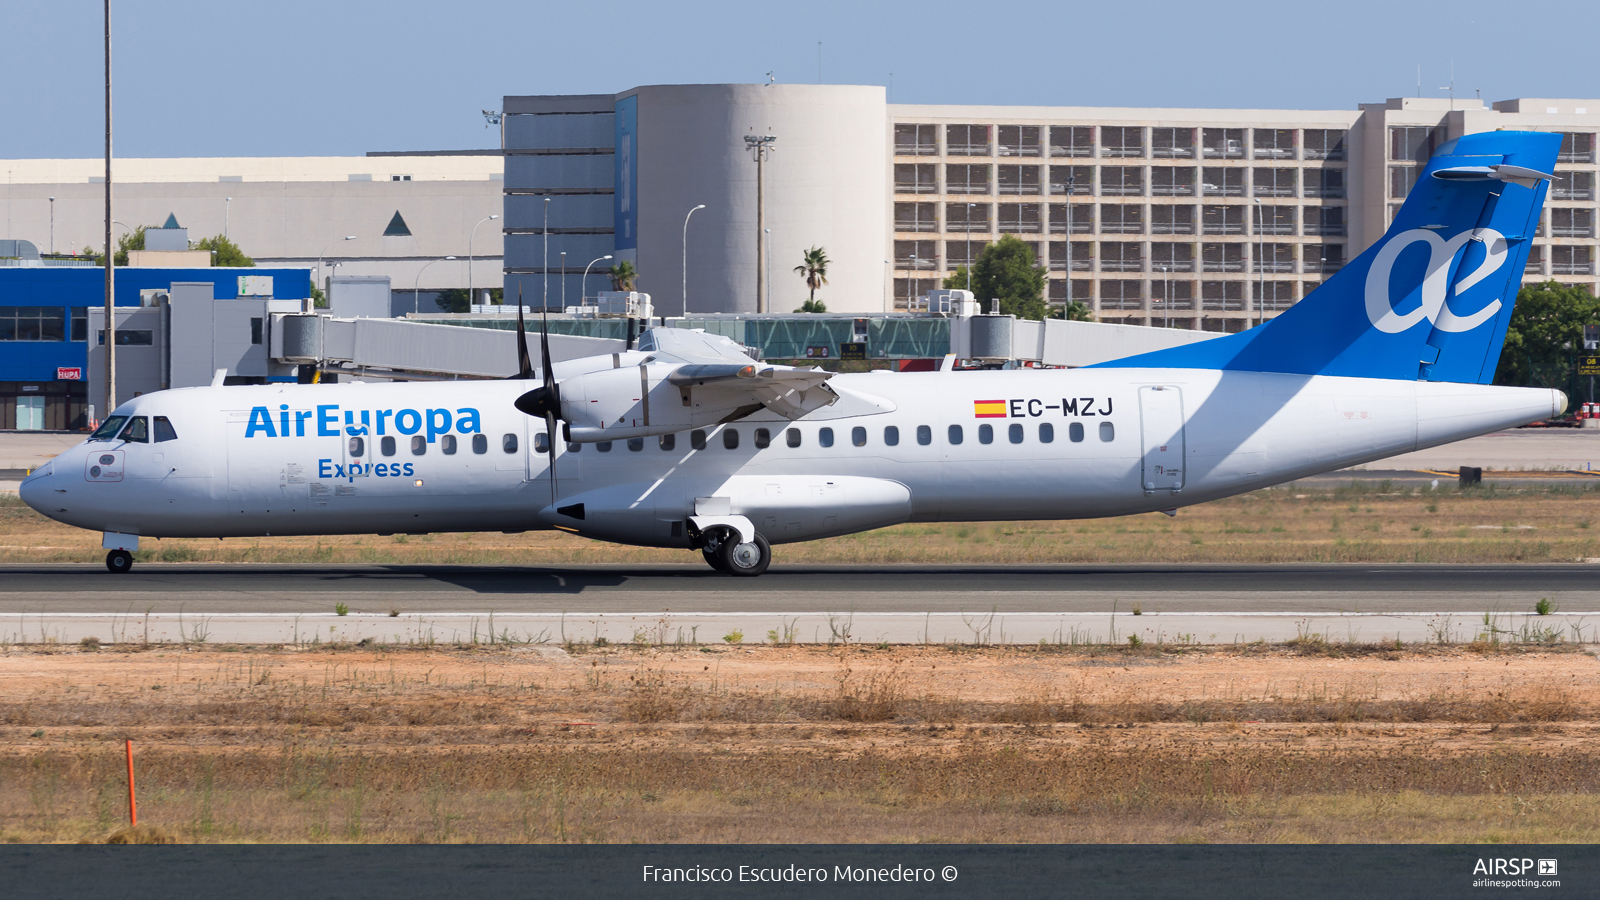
224 197 231 240
102 0 114 418
744 132 776 313
682 204 705 315
559 251 567 311
582 254 613 307
48 197 55 255
1159 264 1168 329
468 214 499 309
1253 197 1263 328
763 228 771 313
413 256 456 315
541 198 550 312
316 236 356 309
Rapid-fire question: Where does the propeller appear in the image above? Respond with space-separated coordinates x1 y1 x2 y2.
511 287 561 505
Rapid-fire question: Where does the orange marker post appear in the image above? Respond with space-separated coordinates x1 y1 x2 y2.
125 739 137 826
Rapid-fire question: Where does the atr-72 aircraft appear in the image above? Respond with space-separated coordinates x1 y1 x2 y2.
21 132 1567 576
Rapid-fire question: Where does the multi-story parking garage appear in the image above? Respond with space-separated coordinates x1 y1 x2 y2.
505 87 1599 327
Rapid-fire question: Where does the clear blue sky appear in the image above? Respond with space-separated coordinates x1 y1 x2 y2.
3 0 1597 159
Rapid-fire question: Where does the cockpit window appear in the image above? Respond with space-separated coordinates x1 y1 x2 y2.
153 416 178 443
90 416 128 441
118 417 149 443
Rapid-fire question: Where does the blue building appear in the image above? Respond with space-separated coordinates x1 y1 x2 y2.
0 266 309 430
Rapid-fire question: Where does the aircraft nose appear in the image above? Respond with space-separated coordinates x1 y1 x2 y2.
1555 389 1570 417
17 462 52 512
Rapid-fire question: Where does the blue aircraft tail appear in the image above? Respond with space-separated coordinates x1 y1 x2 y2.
1095 130 1560 384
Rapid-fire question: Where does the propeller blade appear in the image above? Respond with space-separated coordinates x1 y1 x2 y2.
513 284 534 379
544 412 559 506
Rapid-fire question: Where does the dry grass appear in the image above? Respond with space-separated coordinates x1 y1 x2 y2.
2 643 1599 843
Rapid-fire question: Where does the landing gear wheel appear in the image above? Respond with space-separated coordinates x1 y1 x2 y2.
701 545 729 573
716 532 771 577
105 549 133 574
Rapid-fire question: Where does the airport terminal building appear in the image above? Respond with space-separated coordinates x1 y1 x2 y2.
505 86 1600 326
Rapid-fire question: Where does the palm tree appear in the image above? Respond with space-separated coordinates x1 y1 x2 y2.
609 260 637 292
793 246 830 309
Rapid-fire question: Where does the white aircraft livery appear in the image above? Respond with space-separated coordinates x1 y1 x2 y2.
20 131 1567 576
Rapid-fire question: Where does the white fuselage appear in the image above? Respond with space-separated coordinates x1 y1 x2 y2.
21 369 1563 548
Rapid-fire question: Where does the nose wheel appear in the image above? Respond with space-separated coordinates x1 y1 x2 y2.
105 549 134 574
700 529 771 577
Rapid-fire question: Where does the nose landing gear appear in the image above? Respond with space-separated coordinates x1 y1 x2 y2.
105 549 134 574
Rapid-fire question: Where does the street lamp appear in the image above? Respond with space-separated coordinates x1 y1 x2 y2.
469 214 499 310
744 132 777 312
682 204 705 315
225 197 232 240
48 197 55 255
1158 264 1169 329
1253 197 1264 328
559 251 567 311
317 236 357 307
414 256 457 315
763 228 771 313
966 203 976 292
582 254 614 308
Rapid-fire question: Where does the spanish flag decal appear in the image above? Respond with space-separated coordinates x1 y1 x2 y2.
973 400 1007 418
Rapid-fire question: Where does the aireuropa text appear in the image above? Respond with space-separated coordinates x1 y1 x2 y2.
641 865 944 883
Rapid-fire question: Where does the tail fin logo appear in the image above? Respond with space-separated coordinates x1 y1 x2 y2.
1364 228 1507 333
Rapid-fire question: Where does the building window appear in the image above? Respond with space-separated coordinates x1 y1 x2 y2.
894 123 938 156
1389 126 1438 162
945 202 991 233
997 164 1042 195
1201 205 1245 235
1202 128 1245 159
1048 165 1093 195
1100 242 1143 273
1049 125 1094 158
1048 203 1092 235
1252 129 1296 160
1553 246 1595 276
1101 126 1144 158
1049 279 1094 303
1201 167 1245 197
1099 279 1143 310
1151 205 1196 235
997 203 1042 234
946 239 987 271
945 164 991 194
1050 242 1094 273
1253 168 1297 198
893 277 938 307
1255 243 1295 274
0 306 66 342
1255 205 1296 236
894 163 938 194
1304 207 1346 237
250 317 263 345
1303 168 1346 198
1100 166 1144 196
1303 129 1347 160
1150 278 1195 311
1201 243 1245 272
1553 171 1595 201
894 202 938 233
70 307 87 341
1201 280 1244 310
1525 245 1545 276
1150 242 1194 273
1150 166 1196 197
1390 166 1421 199
997 125 1041 157
1151 127 1195 159
946 124 991 156
1558 132 1596 164
1303 244 1345 274
1099 204 1144 234
894 240 938 269
1253 281 1297 311
97 329 153 345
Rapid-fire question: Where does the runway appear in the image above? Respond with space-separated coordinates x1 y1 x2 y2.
5 563 1597 646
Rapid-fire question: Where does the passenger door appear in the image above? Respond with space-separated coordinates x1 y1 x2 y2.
1138 385 1185 494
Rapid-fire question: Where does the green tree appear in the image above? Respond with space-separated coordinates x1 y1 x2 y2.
794 298 828 313
433 289 472 314
1052 300 1094 321
83 226 146 266
193 234 254 267
609 260 637 292
793 246 830 308
941 236 1048 320
1495 281 1600 399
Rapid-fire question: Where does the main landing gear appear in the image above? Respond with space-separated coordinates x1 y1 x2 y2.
699 528 772 577
105 549 134 574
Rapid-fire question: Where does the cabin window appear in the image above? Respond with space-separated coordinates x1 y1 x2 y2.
1099 422 1115 442
884 425 899 446
755 428 771 449
852 426 867 447
627 437 644 451
90 415 128 441
153 416 178 442
819 427 834 448
1039 422 1054 443
118 416 148 443
411 436 426 455
502 433 518 453
597 441 613 452
978 424 993 444
566 442 581 452
1069 422 1085 443
382 436 397 456
948 424 964 445
471 434 487 454
441 434 457 455
534 433 549 454
916 425 932 446
660 433 676 451
1009 423 1024 444
723 429 739 450
786 428 802 448
348 436 364 457
691 429 707 450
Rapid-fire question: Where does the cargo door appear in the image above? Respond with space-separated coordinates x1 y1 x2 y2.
1138 385 1185 493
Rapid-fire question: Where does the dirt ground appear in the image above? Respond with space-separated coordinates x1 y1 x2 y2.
3 642 1598 844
